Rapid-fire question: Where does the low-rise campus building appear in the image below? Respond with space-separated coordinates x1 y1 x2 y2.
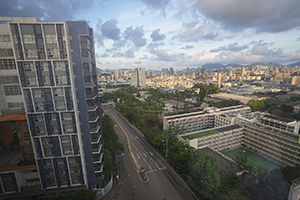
176 108 300 167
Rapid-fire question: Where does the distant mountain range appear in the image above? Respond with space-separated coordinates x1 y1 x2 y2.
200 61 300 70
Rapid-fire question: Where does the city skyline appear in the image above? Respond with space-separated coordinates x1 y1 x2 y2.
1 0 300 70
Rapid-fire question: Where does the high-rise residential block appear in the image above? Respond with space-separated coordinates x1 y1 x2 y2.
0 17 104 194
131 67 145 87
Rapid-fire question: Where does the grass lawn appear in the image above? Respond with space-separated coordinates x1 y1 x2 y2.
224 147 282 171
186 129 219 138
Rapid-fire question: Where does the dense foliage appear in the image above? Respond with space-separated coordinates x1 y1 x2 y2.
101 114 124 185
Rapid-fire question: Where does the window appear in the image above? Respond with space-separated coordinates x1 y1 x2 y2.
45 35 57 43
22 132 30 141
0 48 14 57
33 89 44 97
81 49 92 58
23 35 35 44
53 61 65 71
47 48 59 58
36 126 46 135
4 85 21 95
43 76 51 85
0 76 19 84
23 62 35 71
35 102 46 111
55 101 66 110
63 124 73 133
50 125 58 133
61 112 72 121
40 62 49 71
55 75 68 85
0 59 16 69
0 35 11 42
7 102 24 108
26 76 37 86
34 114 43 122
49 113 57 121
53 88 64 96
25 48 38 59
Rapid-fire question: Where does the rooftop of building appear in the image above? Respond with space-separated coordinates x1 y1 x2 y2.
0 148 35 170
262 114 295 123
0 114 26 122
181 124 241 140
165 105 249 120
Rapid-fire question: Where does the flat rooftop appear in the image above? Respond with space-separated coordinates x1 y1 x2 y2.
165 105 249 120
181 124 241 140
263 114 295 123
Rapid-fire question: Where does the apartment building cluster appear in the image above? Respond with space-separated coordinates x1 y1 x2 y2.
0 17 104 198
166 106 300 167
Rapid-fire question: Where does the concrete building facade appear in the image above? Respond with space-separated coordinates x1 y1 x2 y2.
0 17 104 196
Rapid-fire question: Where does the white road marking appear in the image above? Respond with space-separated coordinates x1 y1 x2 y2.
143 152 147 157
136 136 139 139
149 151 153 156
128 174 130 177
148 164 153 171
149 156 159 168
140 145 145 150
133 185 136 188
143 157 147 163
145 167 166 174
137 154 140 159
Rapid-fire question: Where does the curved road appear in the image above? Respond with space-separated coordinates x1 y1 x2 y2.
102 106 197 200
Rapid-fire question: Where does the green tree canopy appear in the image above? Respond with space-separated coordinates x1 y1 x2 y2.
187 151 221 199
247 99 265 111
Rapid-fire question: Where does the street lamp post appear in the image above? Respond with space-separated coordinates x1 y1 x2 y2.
162 140 168 163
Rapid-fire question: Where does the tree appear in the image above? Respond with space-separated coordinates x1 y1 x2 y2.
247 99 265 111
102 149 112 185
187 151 221 199
281 104 294 113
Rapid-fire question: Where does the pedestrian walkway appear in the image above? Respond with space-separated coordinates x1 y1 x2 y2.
97 178 123 200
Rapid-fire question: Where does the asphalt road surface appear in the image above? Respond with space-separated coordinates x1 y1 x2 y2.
102 106 197 200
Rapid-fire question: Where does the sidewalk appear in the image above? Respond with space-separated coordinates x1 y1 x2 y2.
97 178 123 200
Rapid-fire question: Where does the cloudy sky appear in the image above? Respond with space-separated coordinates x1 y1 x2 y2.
1 0 300 70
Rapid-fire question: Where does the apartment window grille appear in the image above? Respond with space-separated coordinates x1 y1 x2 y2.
7 102 24 108
49 113 56 121
26 76 37 86
43 159 52 166
55 101 66 110
63 124 73 133
53 88 64 96
0 59 16 69
45 35 57 43
4 85 21 95
53 61 65 71
23 35 35 44
40 62 49 71
22 132 30 141
55 75 67 85
0 35 11 42
43 76 51 85
50 125 58 133
34 114 43 122
25 48 38 59
0 48 14 57
23 62 35 71
61 112 72 121
0 76 19 84
33 89 44 97
47 48 59 58
35 102 46 111
36 126 46 135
